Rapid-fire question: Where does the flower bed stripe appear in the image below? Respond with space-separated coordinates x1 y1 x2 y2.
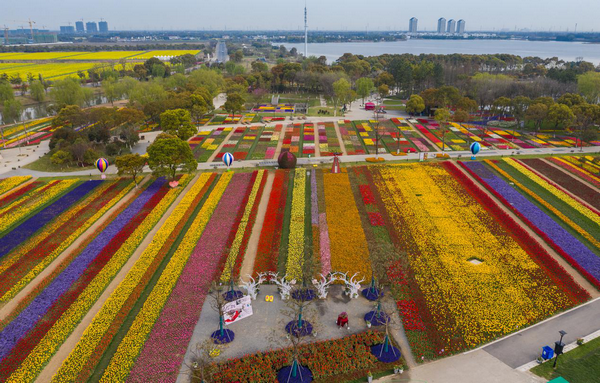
123 172 252 382
0 180 101 259
315 170 331 274
0 181 39 209
221 170 266 281
253 170 288 274
323 172 371 279
0 178 172 381
97 173 231 382
53 174 213 382
0 179 78 234
0 176 30 196
6 176 188 382
548 157 600 188
0 180 135 303
286 169 306 280
462 161 600 288
504 158 600 224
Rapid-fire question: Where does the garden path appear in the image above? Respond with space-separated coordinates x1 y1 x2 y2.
239 171 275 282
36 174 200 382
333 121 348 156
0 175 151 320
207 128 237 163
454 163 599 297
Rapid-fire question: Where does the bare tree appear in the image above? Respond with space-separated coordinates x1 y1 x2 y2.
184 339 222 383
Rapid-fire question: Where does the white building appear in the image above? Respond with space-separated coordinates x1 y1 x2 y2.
457 19 466 34
447 19 456 34
437 18 447 34
409 17 418 33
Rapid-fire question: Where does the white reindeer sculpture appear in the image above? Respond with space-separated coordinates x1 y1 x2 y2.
312 273 336 299
240 273 267 300
265 271 296 300
331 272 364 299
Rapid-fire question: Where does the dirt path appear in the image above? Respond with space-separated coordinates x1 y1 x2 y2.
541 158 600 194
207 128 237 163
518 159 600 215
37 174 200 381
313 124 321 158
273 124 287 159
454 163 599 297
406 120 441 152
0 177 37 201
0 176 150 321
383 296 417 368
332 121 348 156
239 171 275 282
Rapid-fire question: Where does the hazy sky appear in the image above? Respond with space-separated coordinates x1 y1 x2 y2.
5 0 600 32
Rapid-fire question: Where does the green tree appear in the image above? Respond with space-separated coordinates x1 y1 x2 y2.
577 71 600 103
50 77 87 106
453 109 470 123
511 96 531 129
116 153 146 186
29 79 45 102
0 80 14 103
223 93 245 118
547 103 575 130
102 78 120 105
572 103 599 149
406 94 425 116
492 97 512 117
160 109 196 141
356 77 374 106
147 133 197 180
456 97 478 113
434 108 452 152
377 84 389 100
557 93 585 108
3 99 23 124
333 78 351 116
50 150 72 169
525 103 549 133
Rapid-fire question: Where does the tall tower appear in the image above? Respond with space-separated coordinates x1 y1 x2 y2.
304 1 308 57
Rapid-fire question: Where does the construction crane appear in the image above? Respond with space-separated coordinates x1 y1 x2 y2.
13 19 36 41
2 25 8 45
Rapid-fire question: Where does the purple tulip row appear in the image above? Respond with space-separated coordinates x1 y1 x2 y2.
464 162 600 284
0 178 166 362
0 181 101 259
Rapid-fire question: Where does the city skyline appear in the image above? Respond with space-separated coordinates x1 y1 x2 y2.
2 0 600 32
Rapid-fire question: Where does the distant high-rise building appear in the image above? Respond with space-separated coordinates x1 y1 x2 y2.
447 19 456 34
99 21 109 33
457 19 466 34
437 18 447 34
75 21 84 33
86 22 98 33
409 17 418 33
60 26 75 34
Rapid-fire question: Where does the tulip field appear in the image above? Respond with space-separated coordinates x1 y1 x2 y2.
0 154 598 382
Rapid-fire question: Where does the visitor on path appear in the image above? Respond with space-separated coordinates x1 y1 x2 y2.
337 312 349 329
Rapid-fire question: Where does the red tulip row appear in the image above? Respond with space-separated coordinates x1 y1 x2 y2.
0 181 41 209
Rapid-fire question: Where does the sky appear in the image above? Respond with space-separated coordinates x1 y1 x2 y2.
4 0 600 32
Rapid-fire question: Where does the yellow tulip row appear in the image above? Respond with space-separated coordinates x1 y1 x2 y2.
486 160 600 250
504 158 600 226
0 179 78 234
286 170 306 280
1 180 136 303
8 175 191 383
0 180 114 276
98 172 232 383
221 170 265 282
377 164 572 347
323 172 372 280
53 174 211 382
0 176 31 195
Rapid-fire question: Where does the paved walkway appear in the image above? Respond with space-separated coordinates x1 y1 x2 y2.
481 297 600 368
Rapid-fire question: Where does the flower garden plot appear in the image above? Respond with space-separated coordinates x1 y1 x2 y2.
214 125 265 162
419 120 468 151
316 121 341 156
452 123 514 150
208 114 227 125
54 173 217 383
338 120 364 155
249 124 282 160
191 127 232 162
371 163 581 354
280 123 302 155
391 118 434 152
0 176 31 198
380 120 419 154
548 157 600 188
0 180 40 209
261 116 286 124
210 331 397 383
463 161 600 290
254 103 295 113
563 156 600 176
352 120 390 154
0 177 188 382
208 114 241 125
521 158 600 210
197 114 213 126
301 123 316 157
110 172 259 382
0 179 134 303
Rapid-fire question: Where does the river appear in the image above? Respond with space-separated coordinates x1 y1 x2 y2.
0 95 110 125
282 39 600 64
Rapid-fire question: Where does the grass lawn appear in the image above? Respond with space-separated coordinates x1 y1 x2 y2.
23 154 97 173
307 106 342 117
530 336 600 383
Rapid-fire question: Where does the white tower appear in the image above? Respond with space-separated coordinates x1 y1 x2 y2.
304 1 308 57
